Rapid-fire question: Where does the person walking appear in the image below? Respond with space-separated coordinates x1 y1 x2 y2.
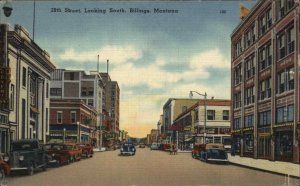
173 143 177 155
170 143 174 155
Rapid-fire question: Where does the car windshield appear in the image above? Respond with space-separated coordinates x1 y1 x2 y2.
11 141 38 151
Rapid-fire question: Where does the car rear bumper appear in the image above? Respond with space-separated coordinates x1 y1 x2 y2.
120 152 135 155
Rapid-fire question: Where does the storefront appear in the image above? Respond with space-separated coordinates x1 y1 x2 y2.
274 129 293 162
243 130 254 157
232 133 241 154
257 127 271 159
0 112 10 154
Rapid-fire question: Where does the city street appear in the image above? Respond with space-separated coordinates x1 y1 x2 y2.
4 147 299 186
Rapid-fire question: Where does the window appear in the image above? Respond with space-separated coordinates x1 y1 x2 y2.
259 77 272 100
10 84 14 110
259 43 272 71
88 99 94 106
70 111 76 124
50 88 62 96
266 9 272 29
244 114 254 128
244 25 255 49
207 110 215 120
287 26 295 54
234 64 242 85
259 8 272 36
57 111 62 124
88 87 94 96
22 99 26 138
46 83 49 98
70 72 75 80
279 0 285 19
276 105 294 124
245 54 255 79
234 92 241 109
81 87 87 96
234 117 241 129
46 108 48 132
223 110 229 120
277 71 285 94
244 86 255 105
278 33 285 59
195 110 199 121
258 110 271 127
22 67 27 87
277 67 294 94
234 39 243 58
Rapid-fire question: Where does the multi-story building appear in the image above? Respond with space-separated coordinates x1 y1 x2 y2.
0 24 56 151
49 99 97 144
231 0 299 163
162 98 199 143
100 73 120 141
173 99 231 151
50 69 104 147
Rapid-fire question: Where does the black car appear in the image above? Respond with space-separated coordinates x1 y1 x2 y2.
4 139 47 175
120 143 136 156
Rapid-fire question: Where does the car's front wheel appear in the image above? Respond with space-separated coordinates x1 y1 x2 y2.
27 163 34 175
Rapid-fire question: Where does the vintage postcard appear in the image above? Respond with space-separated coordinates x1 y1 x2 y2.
0 0 299 185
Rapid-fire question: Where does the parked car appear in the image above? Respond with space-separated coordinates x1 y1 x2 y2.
200 143 228 163
191 144 206 159
0 159 10 181
4 139 47 175
42 143 71 166
139 143 145 148
150 143 159 150
65 144 82 162
120 143 136 156
76 143 93 158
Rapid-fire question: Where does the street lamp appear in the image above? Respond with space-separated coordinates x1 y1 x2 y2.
2 1 12 17
63 128 66 144
77 121 80 143
189 91 207 144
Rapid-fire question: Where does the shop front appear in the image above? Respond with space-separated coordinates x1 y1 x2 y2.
243 129 254 157
258 127 271 159
232 131 241 155
274 128 293 162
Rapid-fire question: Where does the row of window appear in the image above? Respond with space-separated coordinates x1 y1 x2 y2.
57 111 77 124
195 110 230 121
233 1 295 59
233 104 294 129
233 67 294 109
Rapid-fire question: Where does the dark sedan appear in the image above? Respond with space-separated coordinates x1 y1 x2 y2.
120 143 136 156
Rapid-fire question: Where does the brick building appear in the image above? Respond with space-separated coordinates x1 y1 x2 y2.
231 0 299 163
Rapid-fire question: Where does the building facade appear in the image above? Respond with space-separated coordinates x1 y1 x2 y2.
231 0 299 163
100 73 120 141
162 98 199 143
49 99 97 144
173 99 231 151
0 24 56 151
50 69 103 147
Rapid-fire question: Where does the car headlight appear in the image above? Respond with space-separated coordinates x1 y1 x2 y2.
52 153 55 157
120 148 123 152
3 156 9 162
19 155 24 161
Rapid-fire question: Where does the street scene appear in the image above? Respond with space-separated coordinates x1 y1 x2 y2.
0 0 300 185
4 148 300 186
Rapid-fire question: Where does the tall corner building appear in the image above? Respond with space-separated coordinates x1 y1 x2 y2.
100 73 120 139
231 0 299 163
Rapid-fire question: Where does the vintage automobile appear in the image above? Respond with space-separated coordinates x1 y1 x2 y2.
200 143 228 163
138 143 145 148
191 144 206 159
65 144 82 162
43 143 71 166
4 139 47 175
0 159 10 181
150 143 159 150
120 143 136 156
76 143 93 158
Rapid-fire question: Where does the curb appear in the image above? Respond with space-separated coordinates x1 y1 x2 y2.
228 161 300 179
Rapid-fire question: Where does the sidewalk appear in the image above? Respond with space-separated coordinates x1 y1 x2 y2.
228 154 300 178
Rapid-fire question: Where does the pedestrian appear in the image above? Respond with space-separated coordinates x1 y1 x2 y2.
173 143 177 155
170 143 174 155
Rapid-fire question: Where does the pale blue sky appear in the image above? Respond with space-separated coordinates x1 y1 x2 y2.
6 0 257 137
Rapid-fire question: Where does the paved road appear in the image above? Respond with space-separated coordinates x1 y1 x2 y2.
4 148 300 186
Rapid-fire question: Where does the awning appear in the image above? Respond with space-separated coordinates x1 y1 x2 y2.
184 137 193 142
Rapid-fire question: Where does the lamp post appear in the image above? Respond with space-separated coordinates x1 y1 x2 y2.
77 121 80 143
189 91 207 144
63 128 66 144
